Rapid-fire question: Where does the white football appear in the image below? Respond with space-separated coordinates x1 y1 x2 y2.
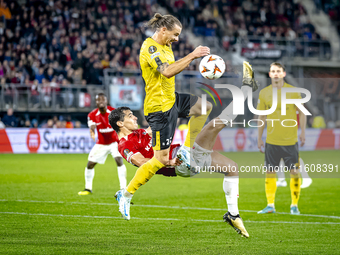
199 54 226 80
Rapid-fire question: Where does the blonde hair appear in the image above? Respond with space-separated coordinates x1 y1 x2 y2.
147 13 182 31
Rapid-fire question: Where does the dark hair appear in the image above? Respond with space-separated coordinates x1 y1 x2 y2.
270 62 285 71
147 13 182 31
96 92 106 98
109 107 131 133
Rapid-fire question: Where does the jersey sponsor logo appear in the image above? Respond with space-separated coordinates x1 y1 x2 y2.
148 46 157 54
99 128 114 133
150 52 160 60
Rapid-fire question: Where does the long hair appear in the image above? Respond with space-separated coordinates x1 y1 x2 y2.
147 13 182 31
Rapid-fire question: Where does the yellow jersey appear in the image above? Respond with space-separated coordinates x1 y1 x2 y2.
139 37 176 115
257 83 301 146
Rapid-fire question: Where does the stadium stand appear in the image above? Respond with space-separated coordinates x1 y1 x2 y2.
0 0 339 127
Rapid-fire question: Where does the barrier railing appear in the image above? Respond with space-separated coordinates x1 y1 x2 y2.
0 83 107 112
238 36 332 60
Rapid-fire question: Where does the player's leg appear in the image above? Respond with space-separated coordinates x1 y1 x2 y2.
79 144 110 195
114 156 127 189
204 152 248 238
110 142 127 189
116 147 170 220
183 96 212 149
276 159 287 187
78 161 97 195
116 108 178 220
283 143 301 214
258 144 282 214
192 61 258 152
300 157 312 188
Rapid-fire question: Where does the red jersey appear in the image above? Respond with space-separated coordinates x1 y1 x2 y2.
87 106 118 145
118 129 179 166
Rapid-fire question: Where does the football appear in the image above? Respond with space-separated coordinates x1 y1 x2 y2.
199 54 226 80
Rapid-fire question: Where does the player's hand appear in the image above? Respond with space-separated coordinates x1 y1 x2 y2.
169 157 181 166
191 46 210 59
299 132 305 147
258 139 265 153
90 131 96 142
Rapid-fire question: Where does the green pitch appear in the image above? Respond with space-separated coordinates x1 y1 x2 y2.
1 151 339 254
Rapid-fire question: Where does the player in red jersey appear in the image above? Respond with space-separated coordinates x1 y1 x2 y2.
109 106 251 238
78 93 127 195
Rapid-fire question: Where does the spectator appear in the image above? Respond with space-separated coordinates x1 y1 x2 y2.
35 67 45 84
74 120 82 128
2 108 18 127
65 115 74 128
0 117 5 128
31 119 38 128
42 119 54 128
0 2 11 20
24 119 31 128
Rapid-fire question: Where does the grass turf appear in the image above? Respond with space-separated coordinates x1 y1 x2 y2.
0 151 339 254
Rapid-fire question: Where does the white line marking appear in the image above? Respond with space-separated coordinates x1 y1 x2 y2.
0 211 340 225
1 199 340 220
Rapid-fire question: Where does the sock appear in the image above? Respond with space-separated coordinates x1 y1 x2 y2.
265 173 277 206
184 107 212 148
299 158 309 179
117 164 127 189
126 157 165 194
277 159 285 181
290 173 301 206
223 176 239 216
85 167 95 191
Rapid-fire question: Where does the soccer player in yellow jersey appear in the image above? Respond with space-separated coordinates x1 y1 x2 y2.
115 13 213 220
257 62 306 215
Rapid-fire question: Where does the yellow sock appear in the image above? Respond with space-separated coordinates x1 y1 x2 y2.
126 157 165 194
184 108 212 148
265 173 277 206
290 173 301 206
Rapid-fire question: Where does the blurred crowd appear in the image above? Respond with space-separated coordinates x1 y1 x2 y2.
160 0 331 50
0 0 197 92
0 107 84 128
316 0 340 36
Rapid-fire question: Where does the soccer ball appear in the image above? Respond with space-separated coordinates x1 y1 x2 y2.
199 54 226 80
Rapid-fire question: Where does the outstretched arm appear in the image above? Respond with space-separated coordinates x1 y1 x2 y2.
158 46 210 78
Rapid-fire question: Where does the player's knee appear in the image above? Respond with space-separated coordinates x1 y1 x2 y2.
155 153 169 165
87 161 96 169
115 157 123 166
206 101 213 112
226 162 239 176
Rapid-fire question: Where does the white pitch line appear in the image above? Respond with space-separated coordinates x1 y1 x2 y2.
1 211 340 225
1 199 340 220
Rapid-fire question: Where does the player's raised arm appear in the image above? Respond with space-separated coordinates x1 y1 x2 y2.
158 46 210 78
